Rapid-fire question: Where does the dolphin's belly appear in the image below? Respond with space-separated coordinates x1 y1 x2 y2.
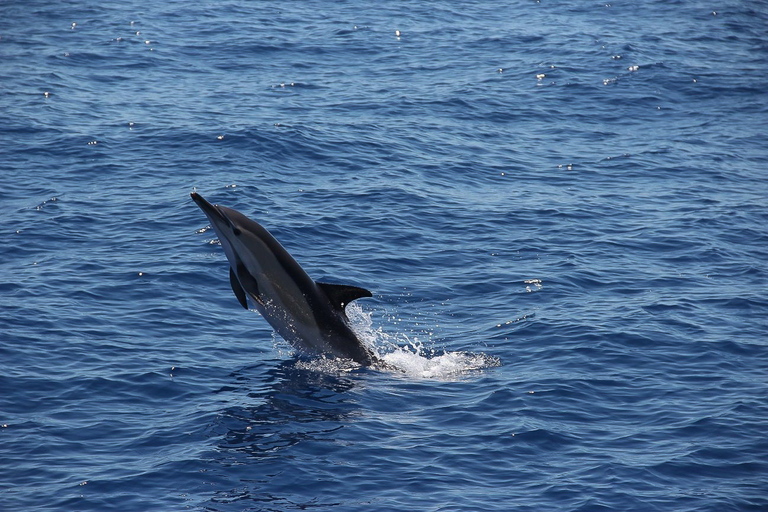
252 262 331 354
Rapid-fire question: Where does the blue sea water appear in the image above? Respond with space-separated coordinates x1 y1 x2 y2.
1 0 767 510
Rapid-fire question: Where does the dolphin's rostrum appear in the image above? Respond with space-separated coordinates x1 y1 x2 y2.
191 192 376 365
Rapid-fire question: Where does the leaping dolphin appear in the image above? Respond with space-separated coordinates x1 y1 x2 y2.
191 192 376 366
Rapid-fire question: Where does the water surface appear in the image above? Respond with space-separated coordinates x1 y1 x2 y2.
1 1 766 510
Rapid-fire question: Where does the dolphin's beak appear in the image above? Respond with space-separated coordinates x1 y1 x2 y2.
191 192 229 226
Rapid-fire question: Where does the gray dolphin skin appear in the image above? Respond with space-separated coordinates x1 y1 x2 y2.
191 192 376 366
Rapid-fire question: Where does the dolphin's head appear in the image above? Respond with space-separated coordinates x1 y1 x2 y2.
191 192 228 228
191 192 240 268
191 192 271 269
192 192 247 234
191 191 286 275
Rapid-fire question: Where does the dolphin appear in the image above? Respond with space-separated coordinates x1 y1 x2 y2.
191 192 376 366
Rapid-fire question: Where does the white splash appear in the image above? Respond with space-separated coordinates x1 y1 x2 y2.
380 348 500 380
346 303 500 380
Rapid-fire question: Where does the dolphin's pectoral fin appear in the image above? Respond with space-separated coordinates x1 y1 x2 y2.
229 267 249 310
317 282 373 311
235 261 264 307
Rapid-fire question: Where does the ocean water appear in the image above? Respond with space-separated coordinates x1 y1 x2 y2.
1 1 767 510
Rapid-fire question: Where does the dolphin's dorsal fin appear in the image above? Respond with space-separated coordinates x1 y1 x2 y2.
230 267 249 310
317 282 372 311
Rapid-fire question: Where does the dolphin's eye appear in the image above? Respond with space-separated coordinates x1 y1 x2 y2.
233 228 242 236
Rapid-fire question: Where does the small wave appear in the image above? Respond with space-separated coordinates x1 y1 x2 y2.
293 356 363 374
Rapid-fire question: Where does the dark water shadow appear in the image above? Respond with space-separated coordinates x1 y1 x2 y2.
216 359 364 457
203 359 368 510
